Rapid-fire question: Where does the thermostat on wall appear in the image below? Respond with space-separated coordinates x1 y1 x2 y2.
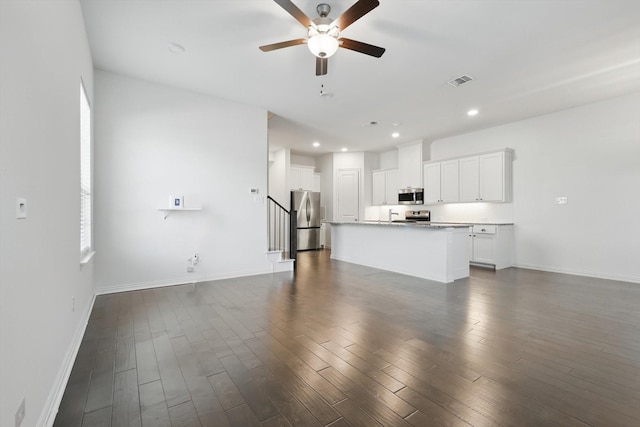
16 197 27 219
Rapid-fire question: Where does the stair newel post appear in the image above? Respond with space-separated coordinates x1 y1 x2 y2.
290 210 297 262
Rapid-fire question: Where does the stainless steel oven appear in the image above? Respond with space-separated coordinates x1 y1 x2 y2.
398 188 424 205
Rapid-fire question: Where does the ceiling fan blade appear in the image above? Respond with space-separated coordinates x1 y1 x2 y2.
273 0 313 28
316 57 328 76
259 38 307 52
332 0 379 31
339 38 385 58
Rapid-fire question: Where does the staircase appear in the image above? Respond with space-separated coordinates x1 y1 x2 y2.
266 196 296 272
265 250 295 272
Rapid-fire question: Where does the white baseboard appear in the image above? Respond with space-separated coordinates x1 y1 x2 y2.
515 263 640 285
95 268 273 295
40 293 96 427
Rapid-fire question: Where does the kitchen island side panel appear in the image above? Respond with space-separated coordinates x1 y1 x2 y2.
330 223 469 283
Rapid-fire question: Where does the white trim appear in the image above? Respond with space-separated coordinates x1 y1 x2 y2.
514 263 640 285
40 293 97 427
95 268 273 295
80 250 95 266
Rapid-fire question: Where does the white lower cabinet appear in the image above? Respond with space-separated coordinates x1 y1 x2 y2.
469 224 514 269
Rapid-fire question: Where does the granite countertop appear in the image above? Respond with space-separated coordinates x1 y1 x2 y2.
329 220 471 228
430 221 514 226
328 220 514 228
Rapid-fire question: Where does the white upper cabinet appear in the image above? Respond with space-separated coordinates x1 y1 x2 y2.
372 171 385 205
423 163 442 204
290 165 315 190
459 156 481 201
479 152 505 201
460 151 512 202
426 149 512 204
372 169 399 205
398 143 423 189
423 159 459 204
440 160 460 202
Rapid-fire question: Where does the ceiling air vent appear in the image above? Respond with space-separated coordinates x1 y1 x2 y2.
448 75 474 87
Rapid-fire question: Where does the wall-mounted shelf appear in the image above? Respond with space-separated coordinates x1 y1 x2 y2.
158 207 202 220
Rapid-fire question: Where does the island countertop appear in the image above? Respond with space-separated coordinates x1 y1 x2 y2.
328 220 513 227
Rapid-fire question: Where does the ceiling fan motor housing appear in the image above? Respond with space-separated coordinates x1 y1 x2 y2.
316 3 331 18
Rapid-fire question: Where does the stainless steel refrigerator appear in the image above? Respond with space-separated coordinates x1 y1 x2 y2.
291 190 321 251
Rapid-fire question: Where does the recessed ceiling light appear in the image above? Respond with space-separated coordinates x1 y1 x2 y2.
467 109 479 116
391 132 400 138
312 141 320 147
168 42 186 54
341 147 348 152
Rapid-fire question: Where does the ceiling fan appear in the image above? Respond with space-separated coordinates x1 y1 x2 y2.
259 0 385 76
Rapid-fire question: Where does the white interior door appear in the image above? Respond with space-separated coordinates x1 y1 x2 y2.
336 169 360 222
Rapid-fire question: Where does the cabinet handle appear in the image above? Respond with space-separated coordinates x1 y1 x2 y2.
481 228 486 232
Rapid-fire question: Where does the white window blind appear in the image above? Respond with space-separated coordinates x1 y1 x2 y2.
80 81 92 256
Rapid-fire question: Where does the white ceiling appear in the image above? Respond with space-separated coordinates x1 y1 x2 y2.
80 0 640 156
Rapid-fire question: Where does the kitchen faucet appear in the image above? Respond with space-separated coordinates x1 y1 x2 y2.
388 209 399 222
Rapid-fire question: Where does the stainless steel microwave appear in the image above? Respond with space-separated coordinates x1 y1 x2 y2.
398 188 424 205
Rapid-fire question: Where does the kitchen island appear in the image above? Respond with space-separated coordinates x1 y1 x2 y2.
329 221 470 283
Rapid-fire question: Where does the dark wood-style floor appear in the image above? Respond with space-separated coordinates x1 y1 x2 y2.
55 250 640 427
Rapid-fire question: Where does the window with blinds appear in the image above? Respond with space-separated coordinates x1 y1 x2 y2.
80 81 92 257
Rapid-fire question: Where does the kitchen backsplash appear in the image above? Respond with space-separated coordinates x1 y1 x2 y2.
365 203 514 223
430 202 514 223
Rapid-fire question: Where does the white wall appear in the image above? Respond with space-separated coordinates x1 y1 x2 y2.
430 92 640 283
94 71 270 292
290 154 316 168
379 150 399 170
318 154 334 221
268 148 289 208
0 1 95 426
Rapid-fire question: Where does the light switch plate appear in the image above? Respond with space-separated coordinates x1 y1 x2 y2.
16 198 27 219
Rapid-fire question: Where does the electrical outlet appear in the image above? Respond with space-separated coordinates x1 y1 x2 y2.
15 398 25 427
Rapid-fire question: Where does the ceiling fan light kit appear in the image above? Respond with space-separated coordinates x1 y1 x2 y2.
260 0 385 75
307 32 339 58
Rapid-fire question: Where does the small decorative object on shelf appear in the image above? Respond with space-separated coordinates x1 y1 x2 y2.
158 195 201 219
170 195 184 209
